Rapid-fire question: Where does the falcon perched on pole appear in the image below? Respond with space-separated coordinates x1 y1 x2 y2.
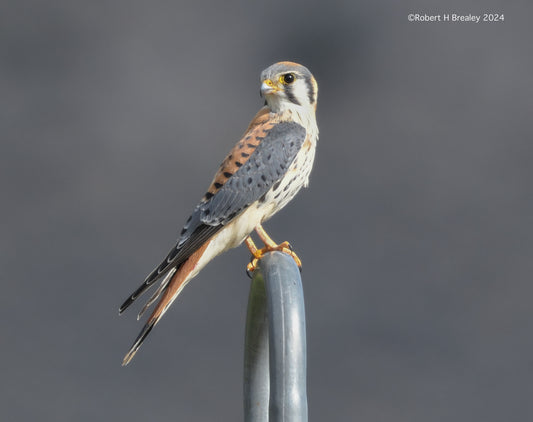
120 61 319 365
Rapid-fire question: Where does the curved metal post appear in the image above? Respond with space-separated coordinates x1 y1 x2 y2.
244 266 269 421
243 251 308 422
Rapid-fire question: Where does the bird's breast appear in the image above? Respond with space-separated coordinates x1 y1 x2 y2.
258 131 317 220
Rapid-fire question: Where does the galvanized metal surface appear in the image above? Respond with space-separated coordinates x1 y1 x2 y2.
243 252 308 422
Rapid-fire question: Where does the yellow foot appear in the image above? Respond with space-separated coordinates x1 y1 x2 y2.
245 240 302 274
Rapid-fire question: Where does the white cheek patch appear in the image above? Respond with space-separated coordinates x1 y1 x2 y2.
292 81 310 105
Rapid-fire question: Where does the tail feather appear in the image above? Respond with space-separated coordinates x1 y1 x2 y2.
119 224 222 315
122 320 155 366
121 240 211 365
119 262 181 314
137 267 176 320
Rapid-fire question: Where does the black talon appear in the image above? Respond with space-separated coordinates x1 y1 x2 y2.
246 255 256 279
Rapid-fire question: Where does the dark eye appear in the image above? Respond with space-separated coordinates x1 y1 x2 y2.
283 73 295 84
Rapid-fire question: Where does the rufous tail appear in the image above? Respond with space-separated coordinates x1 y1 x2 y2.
122 241 210 365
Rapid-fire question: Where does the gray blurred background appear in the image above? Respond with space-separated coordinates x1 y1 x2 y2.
2 0 532 420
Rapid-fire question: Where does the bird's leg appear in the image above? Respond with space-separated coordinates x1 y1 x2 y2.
254 224 281 248
245 236 261 258
244 236 263 277
255 225 300 262
246 224 302 273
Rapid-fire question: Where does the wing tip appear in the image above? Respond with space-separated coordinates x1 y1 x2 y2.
118 298 133 315
119 265 178 315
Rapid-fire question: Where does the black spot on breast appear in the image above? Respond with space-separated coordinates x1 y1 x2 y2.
255 136 265 142
235 161 243 167
258 193 267 203
214 182 223 189
223 172 232 178
273 181 281 191
247 143 256 148
204 192 214 199
241 152 250 158
238 143 244 149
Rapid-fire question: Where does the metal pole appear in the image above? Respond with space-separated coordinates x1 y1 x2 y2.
244 265 269 421
243 251 308 422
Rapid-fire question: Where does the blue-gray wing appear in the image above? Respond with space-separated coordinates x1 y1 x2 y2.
198 121 306 225
119 121 306 313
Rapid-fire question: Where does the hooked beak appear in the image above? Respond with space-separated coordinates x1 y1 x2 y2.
260 79 280 96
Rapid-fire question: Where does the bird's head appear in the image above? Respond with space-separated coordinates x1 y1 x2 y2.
260 61 318 113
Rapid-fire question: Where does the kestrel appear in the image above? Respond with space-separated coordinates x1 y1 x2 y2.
120 61 319 365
